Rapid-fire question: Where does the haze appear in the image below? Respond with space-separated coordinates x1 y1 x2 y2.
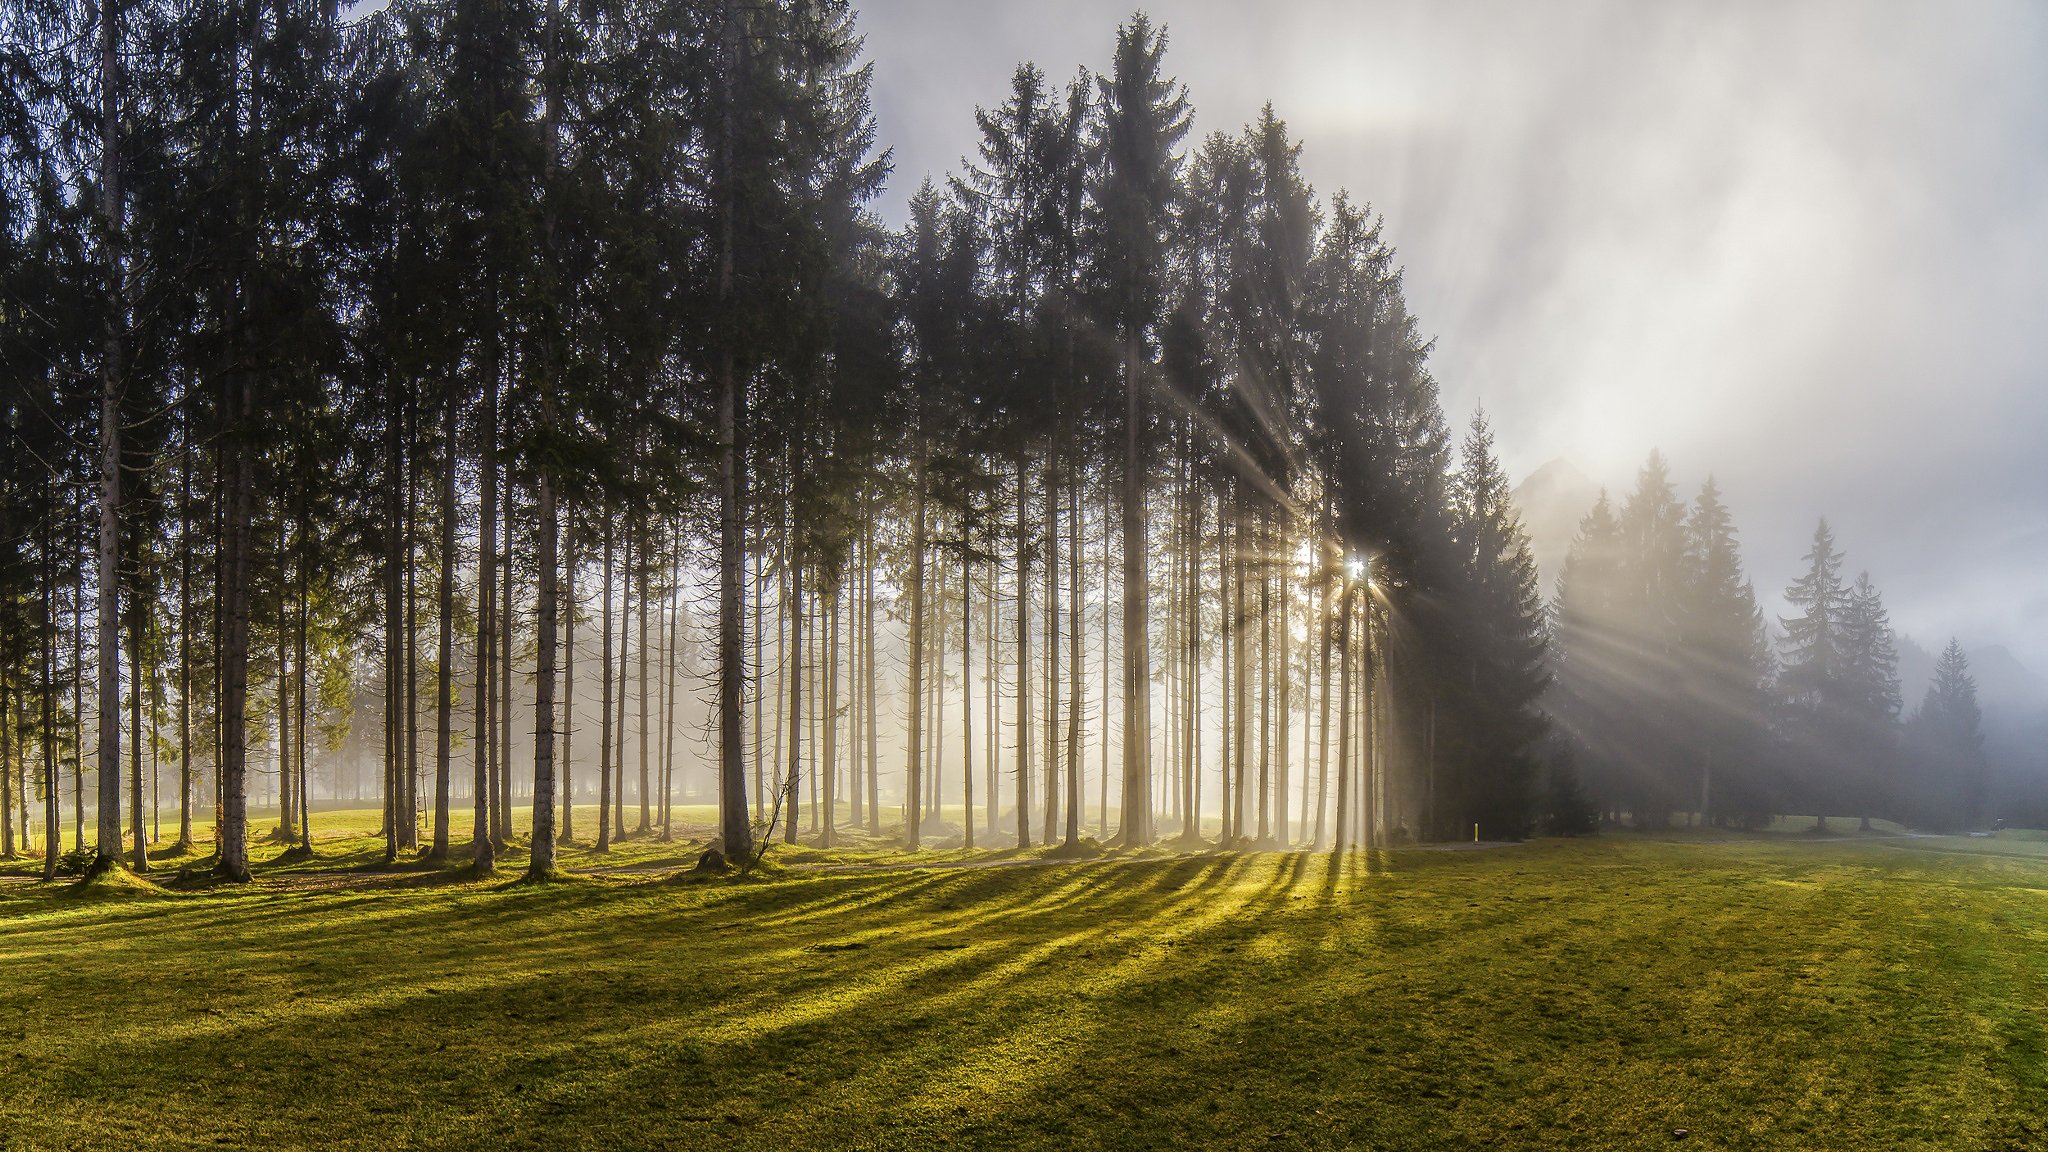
862 0 2048 672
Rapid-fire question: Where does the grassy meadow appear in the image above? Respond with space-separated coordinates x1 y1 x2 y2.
3 824 2048 1150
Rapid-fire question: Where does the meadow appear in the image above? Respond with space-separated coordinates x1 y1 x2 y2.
3 818 2046 1150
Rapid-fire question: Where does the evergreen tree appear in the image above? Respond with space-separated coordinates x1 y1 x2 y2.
1838 570 1901 827
1088 13 1190 847
1446 409 1548 838
1908 638 1988 829
1679 477 1771 825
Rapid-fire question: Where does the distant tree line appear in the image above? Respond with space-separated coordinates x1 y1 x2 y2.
1548 452 1990 832
0 2 1552 881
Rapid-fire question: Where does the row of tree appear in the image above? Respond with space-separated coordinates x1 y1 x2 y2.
1547 453 1989 831
1 0 1553 882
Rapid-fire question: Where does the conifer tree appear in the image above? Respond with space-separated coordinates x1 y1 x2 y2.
1909 638 1988 828
1678 477 1771 825
1089 14 1190 846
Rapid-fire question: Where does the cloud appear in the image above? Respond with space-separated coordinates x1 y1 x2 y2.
859 0 2048 671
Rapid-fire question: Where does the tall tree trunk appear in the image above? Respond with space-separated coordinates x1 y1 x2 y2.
1 672 13 858
177 434 193 849
42 524 58 878
661 546 680 841
1119 333 1151 846
295 524 309 851
637 523 651 836
783 545 803 846
597 507 614 853
863 504 878 835
712 6 753 865
497 481 514 846
93 0 125 871
906 450 927 849
961 557 974 850
613 527 629 843
752 541 766 823
983 569 997 841
1013 452 1030 849
1042 470 1058 844
527 0 564 880
823 583 840 848
1278 520 1292 846
383 369 403 864
1334 581 1353 853
1099 489 1111 838
1064 470 1084 848
128 581 145 870
1315 550 1333 850
1185 488 1202 840
1257 510 1272 844
218 369 255 883
471 309 498 874
530 462 559 877
404 409 421 851
277 561 293 843
562 526 576 843
432 384 457 860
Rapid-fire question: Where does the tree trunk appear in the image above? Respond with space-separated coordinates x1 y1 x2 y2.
1064 472 1083 847
93 0 125 871
177 437 193 850
1043 469 1059 844
783 542 803 846
561 525 576 843
1119 333 1151 846
432 384 457 860
637 522 651 836
404 406 421 851
598 508 614 853
529 463 559 877
712 7 753 865
960 557 974 850
1334 581 1353 853
1257 510 1272 845
129 577 147 870
218 369 255 883
864 505 879 835
613 527 629 843
1315 551 1333 850
906 450 927 850
497 481 514 846
823 582 840 848
471 320 498 873
661 545 680 841
1013 452 1030 849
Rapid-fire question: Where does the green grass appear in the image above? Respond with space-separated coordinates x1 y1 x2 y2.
4 834 2048 1150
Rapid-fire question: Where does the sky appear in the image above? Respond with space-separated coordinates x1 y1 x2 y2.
856 0 2048 678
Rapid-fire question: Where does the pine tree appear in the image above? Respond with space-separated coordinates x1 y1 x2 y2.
1447 409 1548 838
1678 477 1771 825
1547 491 1623 818
1838 571 1901 828
1908 638 1987 829
1089 13 1190 846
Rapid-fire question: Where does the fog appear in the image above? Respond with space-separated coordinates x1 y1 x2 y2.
860 0 2048 675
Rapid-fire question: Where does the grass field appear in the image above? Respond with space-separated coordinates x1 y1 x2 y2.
4 827 2048 1150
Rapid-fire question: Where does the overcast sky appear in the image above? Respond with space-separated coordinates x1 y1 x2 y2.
857 0 2048 675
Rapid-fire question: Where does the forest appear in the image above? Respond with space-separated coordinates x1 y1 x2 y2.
7 3 2046 1148
0 0 1996 892
1 0 1554 883
1548 452 1995 836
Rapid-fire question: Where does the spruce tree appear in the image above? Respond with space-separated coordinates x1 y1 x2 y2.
1446 409 1548 838
1909 638 1988 828
1089 14 1190 846
1678 477 1771 825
